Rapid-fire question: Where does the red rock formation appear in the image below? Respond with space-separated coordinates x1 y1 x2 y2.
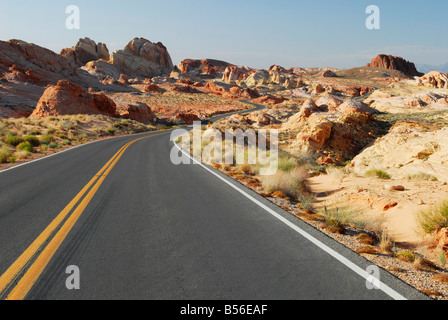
367 54 423 77
322 70 337 77
171 84 201 94
178 59 232 76
222 66 254 83
143 84 163 93
170 112 201 125
121 103 155 124
30 80 117 118
251 95 287 105
204 82 259 99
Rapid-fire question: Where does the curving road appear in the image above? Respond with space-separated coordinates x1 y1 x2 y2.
0 105 428 300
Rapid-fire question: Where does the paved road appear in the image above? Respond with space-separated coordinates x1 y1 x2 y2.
0 106 427 300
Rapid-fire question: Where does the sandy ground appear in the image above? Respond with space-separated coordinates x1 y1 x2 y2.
308 172 448 246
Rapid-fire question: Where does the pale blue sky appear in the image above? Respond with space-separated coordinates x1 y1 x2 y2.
0 0 446 69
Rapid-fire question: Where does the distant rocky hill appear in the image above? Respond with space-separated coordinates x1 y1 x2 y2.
366 54 423 77
416 63 448 74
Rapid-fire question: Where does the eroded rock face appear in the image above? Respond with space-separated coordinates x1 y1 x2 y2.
120 103 156 124
0 39 77 86
350 123 448 182
222 66 254 83
367 54 423 77
84 38 174 79
293 115 334 153
418 71 448 89
60 37 110 67
30 80 117 118
110 37 174 77
178 59 232 76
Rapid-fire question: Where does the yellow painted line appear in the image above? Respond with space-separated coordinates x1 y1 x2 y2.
1 132 165 300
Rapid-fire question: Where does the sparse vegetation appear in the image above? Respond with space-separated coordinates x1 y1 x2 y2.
365 169 391 180
417 200 448 234
261 168 309 199
0 115 156 168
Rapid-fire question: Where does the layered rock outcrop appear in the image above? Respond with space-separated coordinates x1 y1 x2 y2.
367 54 423 77
350 123 448 182
84 37 174 79
178 59 232 76
418 71 448 89
61 37 110 67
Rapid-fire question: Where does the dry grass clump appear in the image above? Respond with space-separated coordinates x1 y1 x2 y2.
417 200 448 234
319 206 360 235
413 255 438 272
357 233 377 246
365 169 391 180
261 168 309 199
356 246 379 255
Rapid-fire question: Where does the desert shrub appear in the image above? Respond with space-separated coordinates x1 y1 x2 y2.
17 142 33 153
365 169 391 180
261 168 308 198
396 251 416 263
407 172 438 182
238 163 257 175
15 150 30 159
23 135 40 147
5 133 24 146
0 145 13 163
417 200 448 234
277 153 297 172
321 206 356 229
107 128 116 135
297 193 315 210
40 134 55 143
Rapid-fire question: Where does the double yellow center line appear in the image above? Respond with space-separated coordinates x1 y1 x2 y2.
0 132 165 300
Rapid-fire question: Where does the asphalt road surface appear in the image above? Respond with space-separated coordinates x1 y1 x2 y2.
0 105 428 300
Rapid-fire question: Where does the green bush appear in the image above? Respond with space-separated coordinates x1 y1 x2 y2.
17 142 33 153
40 134 55 143
6 134 24 147
23 135 40 147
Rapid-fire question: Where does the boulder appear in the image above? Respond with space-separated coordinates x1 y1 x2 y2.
338 100 377 117
30 80 116 118
121 103 156 124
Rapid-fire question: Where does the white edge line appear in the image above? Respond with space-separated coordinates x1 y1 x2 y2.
174 142 408 301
